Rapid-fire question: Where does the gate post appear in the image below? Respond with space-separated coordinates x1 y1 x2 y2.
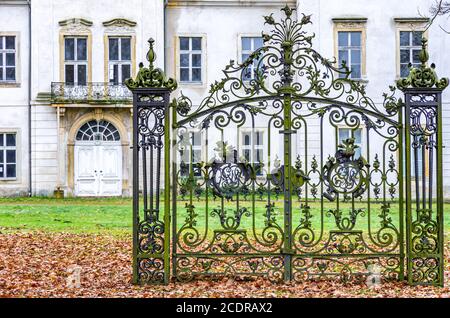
397 38 448 286
126 39 177 285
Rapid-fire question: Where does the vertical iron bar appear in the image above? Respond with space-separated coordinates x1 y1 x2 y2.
132 93 139 284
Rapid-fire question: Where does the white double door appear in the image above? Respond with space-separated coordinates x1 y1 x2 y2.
74 142 122 196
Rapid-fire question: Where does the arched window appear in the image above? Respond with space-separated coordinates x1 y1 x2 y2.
76 120 121 141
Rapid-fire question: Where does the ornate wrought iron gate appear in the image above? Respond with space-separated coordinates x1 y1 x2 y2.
126 6 448 287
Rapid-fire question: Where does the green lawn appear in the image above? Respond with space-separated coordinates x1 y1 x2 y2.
0 197 449 236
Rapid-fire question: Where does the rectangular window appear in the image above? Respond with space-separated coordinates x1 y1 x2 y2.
241 37 264 81
400 31 423 78
109 37 132 85
64 37 87 85
338 31 362 79
180 131 202 177
0 36 16 82
179 37 202 83
338 128 362 158
241 130 264 175
0 133 17 179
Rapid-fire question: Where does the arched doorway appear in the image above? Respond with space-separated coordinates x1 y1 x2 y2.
74 120 122 196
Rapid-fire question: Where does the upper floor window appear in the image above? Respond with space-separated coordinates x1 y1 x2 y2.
400 31 423 78
64 37 87 86
0 36 16 82
179 37 202 83
241 130 264 175
241 37 264 81
0 133 17 179
338 128 362 158
338 31 362 79
109 37 131 85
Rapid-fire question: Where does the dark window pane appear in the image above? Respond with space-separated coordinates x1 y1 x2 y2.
350 32 361 46
354 129 362 144
77 65 87 85
0 134 3 147
121 38 131 60
6 164 16 178
180 37 189 50
0 37 3 50
109 38 119 60
412 49 421 63
338 32 348 46
243 149 250 161
6 150 15 163
0 68 3 80
192 68 201 82
338 50 347 65
77 38 87 60
242 53 250 62
254 37 263 49
351 64 361 79
180 54 189 67
339 129 349 142
243 133 251 145
65 38 75 60
65 65 74 84
400 49 410 63
5 36 15 49
0 53 3 66
192 37 201 50
121 64 131 83
400 64 410 78
400 31 410 46
6 68 15 81
6 134 15 146
110 64 118 84
6 53 15 66
0 151 3 164
192 54 201 67
351 50 361 64
413 31 423 46
192 132 201 146
242 37 251 51
180 68 189 81
0 165 3 178
255 149 263 163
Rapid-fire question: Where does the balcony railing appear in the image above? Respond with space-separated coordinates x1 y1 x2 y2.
51 82 132 103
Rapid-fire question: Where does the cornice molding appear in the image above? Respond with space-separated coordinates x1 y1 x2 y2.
168 0 296 7
59 18 93 27
394 17 430 24
332 17 368 24
103 18 137 28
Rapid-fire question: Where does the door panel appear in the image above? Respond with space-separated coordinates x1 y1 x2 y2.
74 145 97 196
74 143 122 197
98 145 122 196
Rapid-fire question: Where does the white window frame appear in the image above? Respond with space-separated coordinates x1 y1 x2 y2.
177 35 206 85
337 31 362 80
337 127 364 159
239 36 264 81
399 31 424 78
179 130 203 177
108 36 132 85
64 36 88 85
0 132 18 180
240 128 265 175
0 35 17 83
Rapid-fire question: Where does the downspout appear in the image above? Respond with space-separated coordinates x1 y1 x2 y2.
27 0 32 197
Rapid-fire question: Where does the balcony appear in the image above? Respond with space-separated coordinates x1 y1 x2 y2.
51 82 132 104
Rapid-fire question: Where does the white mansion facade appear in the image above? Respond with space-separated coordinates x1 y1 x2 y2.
0 0 450 197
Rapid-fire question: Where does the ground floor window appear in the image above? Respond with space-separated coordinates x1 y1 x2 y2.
0 133 16 179
338 127 362 158
241 130 264 175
